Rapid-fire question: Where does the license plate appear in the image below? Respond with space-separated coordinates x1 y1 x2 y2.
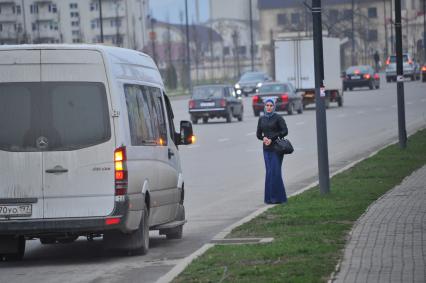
243 88 252 92
200 102 215 107
0 204 32 217
351 75 360 79
304 94 314 98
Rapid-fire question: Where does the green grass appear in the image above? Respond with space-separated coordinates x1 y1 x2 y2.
173 129 426 283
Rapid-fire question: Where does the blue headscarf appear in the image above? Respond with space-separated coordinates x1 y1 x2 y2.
263 98 276 118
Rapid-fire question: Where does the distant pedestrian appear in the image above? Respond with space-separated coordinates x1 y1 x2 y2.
373 51 380 72
256 98 288 204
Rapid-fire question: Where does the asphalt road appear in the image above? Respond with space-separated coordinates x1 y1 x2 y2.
1 78 425 283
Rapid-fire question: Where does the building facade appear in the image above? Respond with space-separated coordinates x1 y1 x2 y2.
0 0 149 50
257 0 426 74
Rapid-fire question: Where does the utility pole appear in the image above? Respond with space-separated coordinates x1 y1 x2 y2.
390 0 394 53
150 17 157 63
312 0 330 194
394 0 407 148
383 0 389 59
423 0 426 61
185 0 192 92
21 0 28 43
99 0 104 43
249 0 255 71
351 0 355 65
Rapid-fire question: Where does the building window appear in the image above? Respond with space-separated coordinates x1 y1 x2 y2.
291 13 300 25
238 46 246 55
90 2 98 11
71 12 79 18
30 5 38 14
329 9 338 23
110 19 121 27
16 5 21 15
32 23 37 31
368 7 377 18
343 9 352 19
277 13 287 25
70 3 78 9
91 19 99 29
72 30 80 36
71 21 80 27
368 29 378 41
223 46 230 55
48 4 57 13
0 24 2 32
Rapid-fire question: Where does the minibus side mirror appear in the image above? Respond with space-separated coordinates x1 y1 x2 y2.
179 120 194 145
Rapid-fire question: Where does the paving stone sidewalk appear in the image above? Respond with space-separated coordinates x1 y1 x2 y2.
332 165 426 283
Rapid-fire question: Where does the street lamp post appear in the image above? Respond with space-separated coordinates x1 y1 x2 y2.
99 0 104 43
184 0 192 92
150 17 157 63
423 0 426 61
312 0 330 194
394 0 407 148
249 0 255 71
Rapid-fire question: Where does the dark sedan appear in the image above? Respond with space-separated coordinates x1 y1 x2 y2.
188 85 244 124
252 82 303 117
343 65 380 91
234 71 272 97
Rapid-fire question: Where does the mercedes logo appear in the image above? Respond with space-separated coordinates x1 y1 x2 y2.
36 136 49 149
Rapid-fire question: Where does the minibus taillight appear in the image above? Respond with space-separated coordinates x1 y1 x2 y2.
220 99 226 107
114 147 127 196
281 94 289 103
252 95 259 104
188 99 195 109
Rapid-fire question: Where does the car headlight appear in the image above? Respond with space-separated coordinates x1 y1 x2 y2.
235 83 240 89
236 89 242 95
256 82 262 88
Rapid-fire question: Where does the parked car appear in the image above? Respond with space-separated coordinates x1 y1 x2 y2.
252 82 303 116
188 85 244 123
0 45 194 261
422 63 426 82
234 71 272 97
343 65 380 91
385 53 421 82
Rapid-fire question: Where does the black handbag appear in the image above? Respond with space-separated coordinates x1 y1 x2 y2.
273 137 294 155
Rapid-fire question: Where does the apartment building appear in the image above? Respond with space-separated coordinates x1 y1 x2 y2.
258 0 426 69
0 0 149 50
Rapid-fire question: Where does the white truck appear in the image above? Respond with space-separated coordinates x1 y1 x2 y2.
274 37 343 108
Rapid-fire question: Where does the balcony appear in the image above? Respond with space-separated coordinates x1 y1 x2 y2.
0 13 18 22
0 0 16 5
34 12 57 22
0 30 17 40
34 28 59 39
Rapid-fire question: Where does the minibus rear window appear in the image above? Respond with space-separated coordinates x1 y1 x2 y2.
0 82 111 152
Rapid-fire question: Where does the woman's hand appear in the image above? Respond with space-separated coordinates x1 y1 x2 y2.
263 137 272 146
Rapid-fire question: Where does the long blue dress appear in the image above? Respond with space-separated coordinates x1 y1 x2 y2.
263 149 287 204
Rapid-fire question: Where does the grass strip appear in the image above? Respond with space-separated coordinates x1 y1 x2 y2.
173 129 426 283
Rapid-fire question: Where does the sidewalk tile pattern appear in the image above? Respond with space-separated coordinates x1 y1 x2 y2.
333 166 426 283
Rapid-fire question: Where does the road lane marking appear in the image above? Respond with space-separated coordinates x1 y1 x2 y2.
375 107 383 111
407 101 413 105
295 121 305 125
391 105 397 108
356 111 365 115
246 132 256 136
337 114 347 118
218 138 230 142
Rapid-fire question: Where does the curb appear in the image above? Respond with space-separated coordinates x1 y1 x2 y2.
156 126 425 283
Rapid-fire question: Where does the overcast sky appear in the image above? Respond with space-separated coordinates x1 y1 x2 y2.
149 0 209 24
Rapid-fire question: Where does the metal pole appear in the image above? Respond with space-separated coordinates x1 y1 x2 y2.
312 0 330 194
21 0 28 43
185 0 192 92
249 0 255 71
390 0 394 53
394 0 407 148
383 0 389 59
99 0 104 43
351 0 355 65
150 18 157 63
423 0 426 61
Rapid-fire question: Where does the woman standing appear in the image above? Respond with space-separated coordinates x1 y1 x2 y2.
256 98 288 204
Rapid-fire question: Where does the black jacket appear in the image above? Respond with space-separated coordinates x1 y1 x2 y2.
256 113 288 151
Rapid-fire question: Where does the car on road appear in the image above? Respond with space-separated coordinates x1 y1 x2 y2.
0 45 194 261
422 63 426 82
188 85 244 123
234 71 272 97
342 65 380 91
252 82 303 116
385 53 421 82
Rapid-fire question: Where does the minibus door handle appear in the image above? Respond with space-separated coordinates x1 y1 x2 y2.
45 165 68 174
168 148 175 159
